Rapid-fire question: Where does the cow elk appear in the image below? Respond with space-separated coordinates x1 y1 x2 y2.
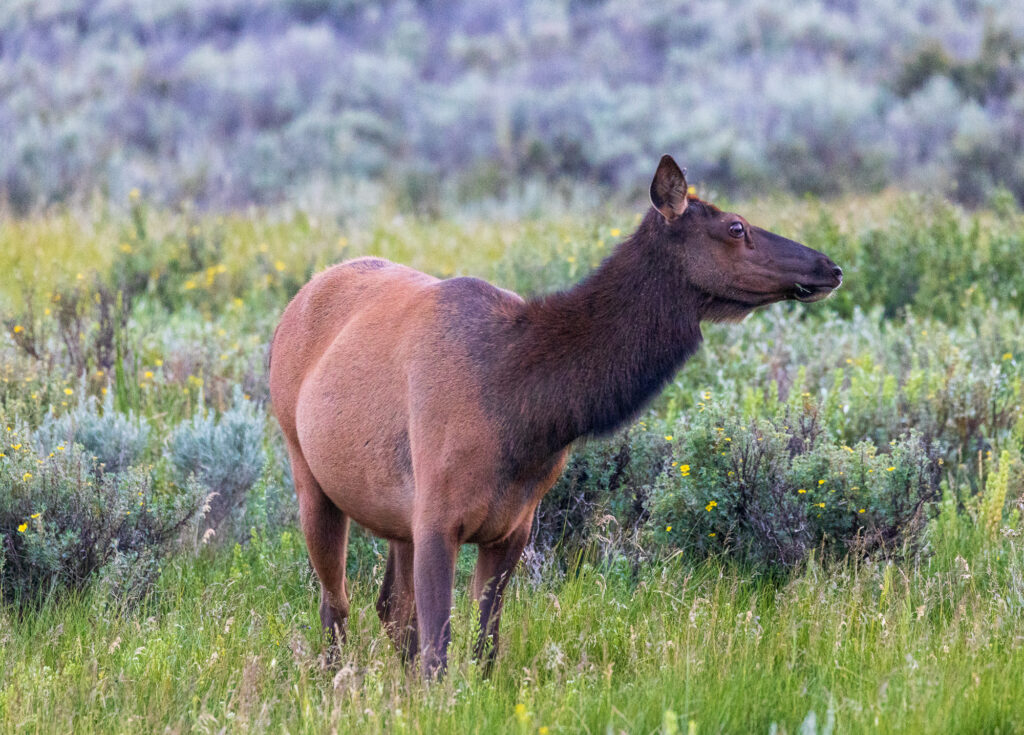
268 155 843 678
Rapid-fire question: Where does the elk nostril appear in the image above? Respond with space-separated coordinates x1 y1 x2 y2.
832 265 843 279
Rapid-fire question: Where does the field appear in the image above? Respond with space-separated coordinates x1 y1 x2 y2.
2 192 1024 733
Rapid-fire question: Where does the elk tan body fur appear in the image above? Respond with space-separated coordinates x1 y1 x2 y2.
269 155 843 677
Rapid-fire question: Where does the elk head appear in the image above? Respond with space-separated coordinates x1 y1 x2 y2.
649 154 843 321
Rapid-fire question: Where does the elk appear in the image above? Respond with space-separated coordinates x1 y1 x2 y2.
268 155 842 678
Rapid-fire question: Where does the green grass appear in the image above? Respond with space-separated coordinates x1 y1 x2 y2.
2 527 1022 733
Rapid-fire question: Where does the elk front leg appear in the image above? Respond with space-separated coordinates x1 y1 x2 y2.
472 517 531 672
412 530 458 679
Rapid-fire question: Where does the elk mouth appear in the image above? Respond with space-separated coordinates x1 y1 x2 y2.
791 281 839 303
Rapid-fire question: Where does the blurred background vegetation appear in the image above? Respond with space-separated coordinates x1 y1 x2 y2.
2 0 1024 215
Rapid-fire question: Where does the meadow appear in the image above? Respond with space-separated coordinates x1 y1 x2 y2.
2 191 1024 733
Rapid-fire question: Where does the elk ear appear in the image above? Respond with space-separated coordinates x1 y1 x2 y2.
650 154 689 222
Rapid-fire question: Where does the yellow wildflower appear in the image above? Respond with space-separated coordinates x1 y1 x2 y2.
18 523 27 533
886 466 895 472
30 512 40 519
1003 353 1013 361
664 435 673 441
666 525 672 532
274 260 287 272
798 488 806 494
818 479 825 485
12 325 23 333
64 387 73 395
144 371 154 379
858 508 866 513
610 228 621 237
22 472 31 481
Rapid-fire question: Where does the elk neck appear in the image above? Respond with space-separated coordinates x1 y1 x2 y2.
495 211 705 459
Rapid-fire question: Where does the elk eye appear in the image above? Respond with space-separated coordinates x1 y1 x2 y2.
729 221 745 238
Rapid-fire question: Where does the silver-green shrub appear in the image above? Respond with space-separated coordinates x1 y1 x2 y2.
169 387 266 530
645 408 939 568
35 389 150 475
0 431 202 603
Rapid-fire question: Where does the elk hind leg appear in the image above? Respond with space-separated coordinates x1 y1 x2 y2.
376 540 418 663
290 446 351 647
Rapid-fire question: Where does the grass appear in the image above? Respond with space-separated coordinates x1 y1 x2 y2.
2 526 1022 733
3 191 1024 732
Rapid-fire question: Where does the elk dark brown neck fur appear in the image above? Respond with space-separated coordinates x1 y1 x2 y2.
489 208 706 463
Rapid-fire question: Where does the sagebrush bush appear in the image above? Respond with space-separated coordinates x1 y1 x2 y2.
35 389 150 474
646 405 940 567
168 387 267 532
534 422 669 556
0 430 201 603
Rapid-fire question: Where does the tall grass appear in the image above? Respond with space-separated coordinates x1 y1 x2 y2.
1 523 1022 733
